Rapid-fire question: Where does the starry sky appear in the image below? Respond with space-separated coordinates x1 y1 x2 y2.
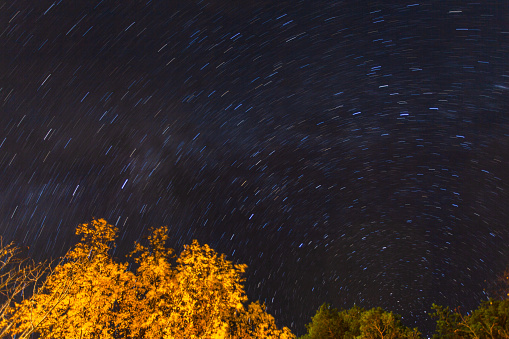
1 0 509 335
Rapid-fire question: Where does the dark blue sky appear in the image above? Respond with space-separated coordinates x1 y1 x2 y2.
1 0 509 335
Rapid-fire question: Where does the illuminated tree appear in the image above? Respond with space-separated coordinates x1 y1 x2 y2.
233 300 295 339
171 239 248 338
3 219 295 338
0 238 47 337
128 227 294 338
123 225 177 338
5 219 135 338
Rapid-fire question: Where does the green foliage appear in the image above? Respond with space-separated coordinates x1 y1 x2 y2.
431 299 509 338
300 303 421 339
359 307 421 339
300 304 359 339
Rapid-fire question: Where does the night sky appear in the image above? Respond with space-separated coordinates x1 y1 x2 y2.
1 0 509 335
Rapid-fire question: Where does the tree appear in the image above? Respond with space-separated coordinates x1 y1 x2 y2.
431 299 509 339
0 238 48 337
300 303 356 339
3 219 295 338
127 226 294 338
359 307 421 339
172 239 248 338
124 225 178 338
300 303 421 339
430 304 465 339
232 300 294 339
5 219 136 338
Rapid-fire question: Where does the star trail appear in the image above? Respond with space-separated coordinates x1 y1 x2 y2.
1 0 509 335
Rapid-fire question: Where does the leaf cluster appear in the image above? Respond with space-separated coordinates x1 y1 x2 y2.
1 219 294 339
431 299 509 339
300 303 421 339
0 237 49 337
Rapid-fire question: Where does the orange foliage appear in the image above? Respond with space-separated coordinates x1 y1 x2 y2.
3 219 294 339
